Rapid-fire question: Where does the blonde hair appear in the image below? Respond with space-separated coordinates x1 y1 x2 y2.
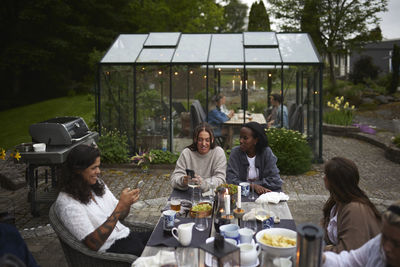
383 200 400 226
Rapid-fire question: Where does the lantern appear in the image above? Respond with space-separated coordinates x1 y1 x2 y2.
198 233 240 267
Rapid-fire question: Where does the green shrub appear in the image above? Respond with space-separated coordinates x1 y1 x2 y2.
149 149 179 164
265 128 312 175
350 56 379 84
323 96 354 126
97 128 129 164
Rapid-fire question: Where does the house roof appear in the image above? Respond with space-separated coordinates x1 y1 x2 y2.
100 32 322 65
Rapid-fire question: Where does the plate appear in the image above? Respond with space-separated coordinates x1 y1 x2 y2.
242 258 259 267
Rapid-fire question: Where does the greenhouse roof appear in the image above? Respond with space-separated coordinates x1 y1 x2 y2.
101 32 322 65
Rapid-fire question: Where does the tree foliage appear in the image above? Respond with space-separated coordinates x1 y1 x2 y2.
389 44 400 94
268 0 388 86
130 0 225 33
223 0 248 32
248 0 271 31
0 0 225 111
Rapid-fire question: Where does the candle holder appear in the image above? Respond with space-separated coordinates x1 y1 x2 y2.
233 208 245 220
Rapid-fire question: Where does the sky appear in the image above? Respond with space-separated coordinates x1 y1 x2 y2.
240 0 400 40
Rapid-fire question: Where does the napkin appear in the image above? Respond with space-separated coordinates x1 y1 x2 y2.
132 251 176 267
255 192 289 204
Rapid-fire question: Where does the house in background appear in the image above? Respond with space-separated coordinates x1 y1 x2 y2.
350 38 400 76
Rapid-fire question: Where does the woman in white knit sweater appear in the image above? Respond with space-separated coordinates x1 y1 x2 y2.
170 122 226 192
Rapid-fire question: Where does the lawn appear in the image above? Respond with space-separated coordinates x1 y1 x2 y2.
0 94 95 150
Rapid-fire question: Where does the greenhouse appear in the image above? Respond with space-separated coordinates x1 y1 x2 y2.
97 32 324 162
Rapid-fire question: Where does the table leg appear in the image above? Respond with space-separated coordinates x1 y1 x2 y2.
28 165 39 217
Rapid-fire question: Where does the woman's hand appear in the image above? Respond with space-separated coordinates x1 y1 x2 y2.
119 188 140 208
253 184 271 195
192 174 203 186
182 175 189 186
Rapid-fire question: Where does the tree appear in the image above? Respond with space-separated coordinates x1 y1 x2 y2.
268 0 388 87
248 0 271 31
0 0 136 110
223 0 248 32
130 0 225 33
300 0 323 53
389 44 400 94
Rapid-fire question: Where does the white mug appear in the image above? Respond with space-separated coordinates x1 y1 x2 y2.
238 227 254 244
171 222 194 246
219 224 239 239
238 243 261 266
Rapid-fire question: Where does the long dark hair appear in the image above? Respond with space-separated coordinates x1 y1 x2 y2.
187 122 216 151
322 157 381 227
243 122 269 154
60 144 105 204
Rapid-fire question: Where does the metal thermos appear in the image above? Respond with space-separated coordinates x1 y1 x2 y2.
296 223 324 267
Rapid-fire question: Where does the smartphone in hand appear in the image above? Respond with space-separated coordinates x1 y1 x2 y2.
135 180 144 189
185 169 195 178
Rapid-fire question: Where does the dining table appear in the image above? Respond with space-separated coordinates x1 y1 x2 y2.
224 113 267 126
140 187 295 266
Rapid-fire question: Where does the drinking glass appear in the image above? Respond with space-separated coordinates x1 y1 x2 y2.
188 177 200 204
206 179 216 203
243 217 257 232
195 213 209 232
247 167 259 201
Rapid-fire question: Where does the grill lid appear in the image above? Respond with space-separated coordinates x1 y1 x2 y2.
29 116 90 145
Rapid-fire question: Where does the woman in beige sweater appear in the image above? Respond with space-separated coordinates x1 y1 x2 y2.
321 157 381 252
170 122 226 192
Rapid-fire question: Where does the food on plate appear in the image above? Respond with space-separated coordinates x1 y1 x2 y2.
191 203 212 212
260 233 296 248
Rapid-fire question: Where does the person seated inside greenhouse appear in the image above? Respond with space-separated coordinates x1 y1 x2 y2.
267 94 288 129
207 93 234 148
170 122 226 193
226 121 282 194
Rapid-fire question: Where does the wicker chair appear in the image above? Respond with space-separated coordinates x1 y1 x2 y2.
49 204 153 267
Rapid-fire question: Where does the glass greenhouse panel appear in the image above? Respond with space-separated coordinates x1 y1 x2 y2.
277 34 320 63
135 65 170 151
99 65 134 148
243 32 278 47
172 34 211 63
208 34 243 63
144 32 181 47
101 34 147 63
245 48 281 64
137 48 175 63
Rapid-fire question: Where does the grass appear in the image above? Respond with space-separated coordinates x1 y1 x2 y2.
0 94 95 150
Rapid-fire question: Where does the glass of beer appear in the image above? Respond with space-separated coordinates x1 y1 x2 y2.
170 197 181 212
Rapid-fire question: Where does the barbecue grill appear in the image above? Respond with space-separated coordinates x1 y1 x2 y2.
18 117 98 216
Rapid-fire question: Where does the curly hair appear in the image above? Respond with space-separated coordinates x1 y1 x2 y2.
187 122 216 151
60 144 105 204
322 157 381 228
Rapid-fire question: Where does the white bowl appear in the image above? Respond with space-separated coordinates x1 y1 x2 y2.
33 143 46 152
255 228 297 258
